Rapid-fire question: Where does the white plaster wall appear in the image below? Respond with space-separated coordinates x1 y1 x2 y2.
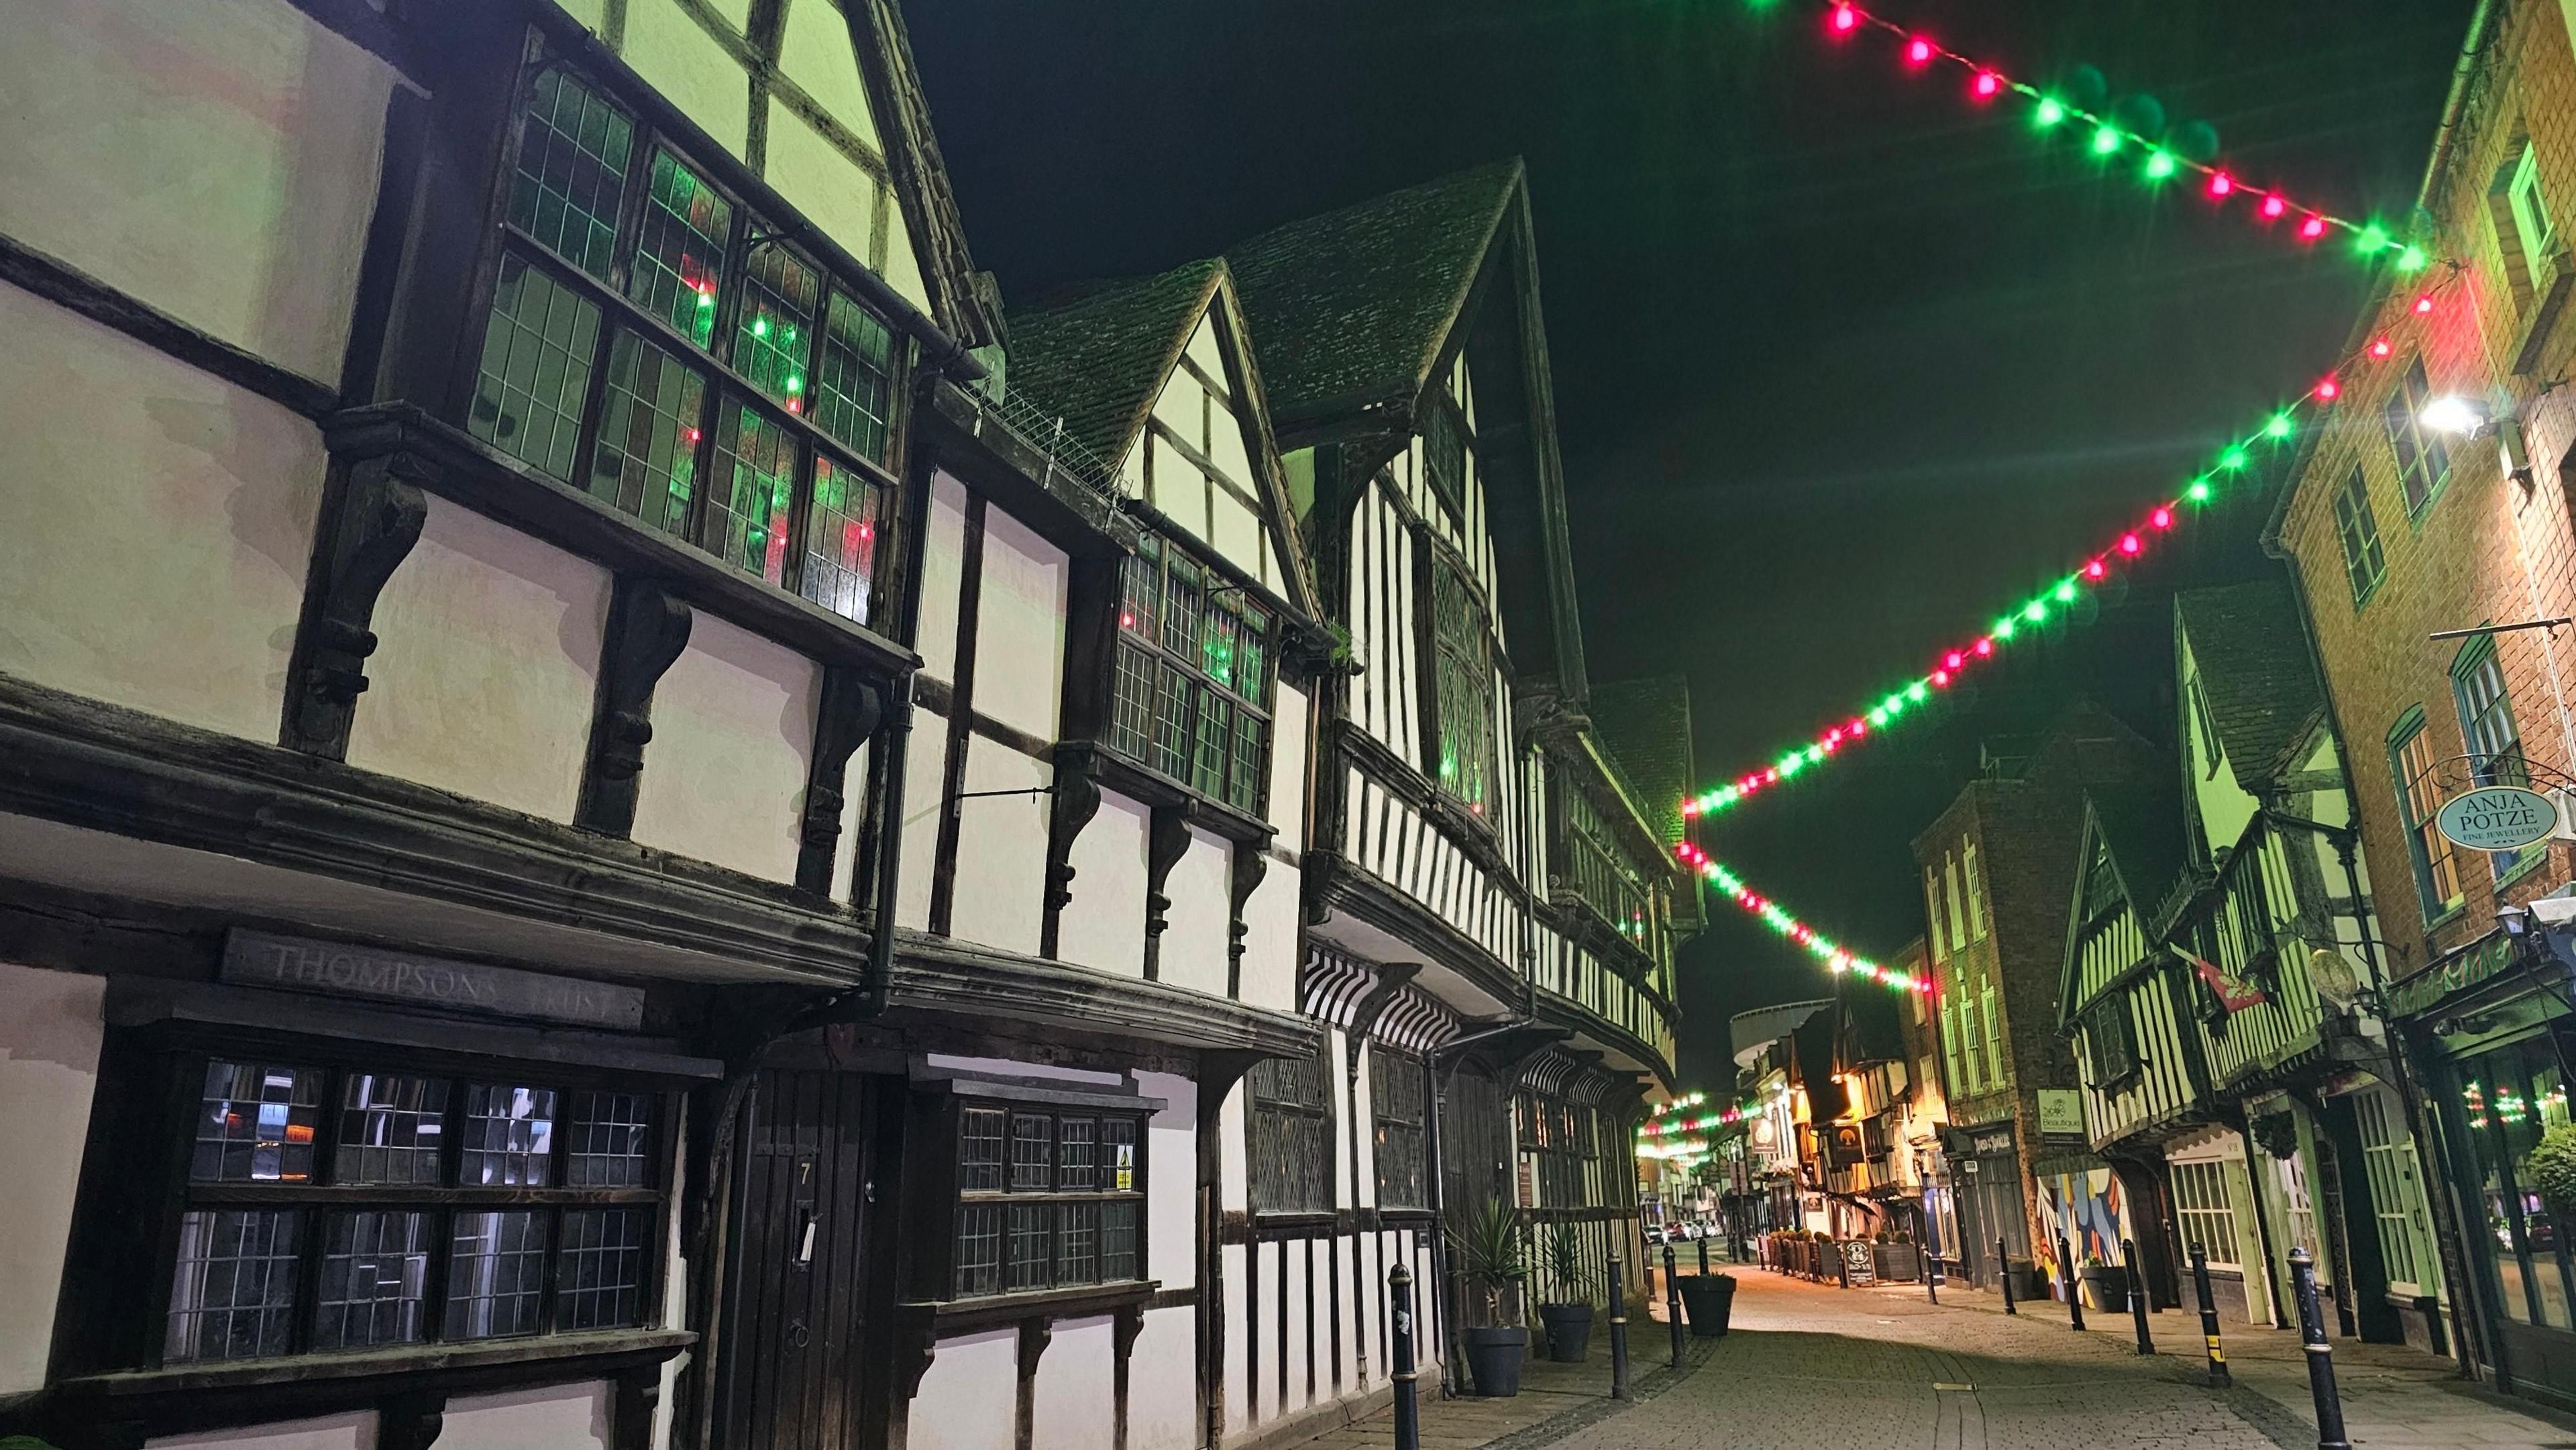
1061 790 1148 976
1033 1316 1116 1450
619 0 748 158
441 1382 611 1450
1138 1070 1197 1289
3 0 392 382
0 962 103 1395
973 509 1069 742
1128 1304 1199 1450
629 615 818 883
1221 1239 1249 1434
777 0 879 146
1237 867 1301 1015
765 99 883 273
0 285 321 742
551 0 610 31
916 472 971 684
909 1328 1016 1450
894 716 948 929
949 741 1050 956
1269 684 1310 853
1159 831 1233 998
147 1413 372 1450
2181 637 2261 852
347 499 608 821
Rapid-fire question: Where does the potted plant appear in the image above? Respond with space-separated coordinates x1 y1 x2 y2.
1536 1224 1595 1362
2525 1123 2576 1225
2078 1251 2130 1314
1677 1251 1736 1337
1450 1198 1529 1396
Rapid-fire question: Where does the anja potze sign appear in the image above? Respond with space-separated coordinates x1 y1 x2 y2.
2436 785 2561 853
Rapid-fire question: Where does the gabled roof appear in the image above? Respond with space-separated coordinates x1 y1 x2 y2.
1589 676 1696 849
1007 259 1228 470
846 0 998 348
2175 580 2326 793
1224 160 1523 431
2057 770 2190 1021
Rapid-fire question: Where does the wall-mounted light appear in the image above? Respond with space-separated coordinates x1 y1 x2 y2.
2418 394 2490 437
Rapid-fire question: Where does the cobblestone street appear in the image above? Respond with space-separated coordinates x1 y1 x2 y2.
1352 1266 2576 1450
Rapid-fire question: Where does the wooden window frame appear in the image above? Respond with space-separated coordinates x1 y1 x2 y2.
1106 526 1277 815
1422 391 1472 527
2388 709 2465 921
2081 998 2139 1088
2330 465 2388 608
1248 1047 1334 1216
1424 543 1499 820
945 1097 1149 1301
2383 358 2453 519
462 40 906 630
1558 760 1655 949
92 1034 674 1375
1371 1045 1431 1213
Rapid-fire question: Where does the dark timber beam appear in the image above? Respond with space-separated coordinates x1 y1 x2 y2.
575 577 694 837
279 453 429 759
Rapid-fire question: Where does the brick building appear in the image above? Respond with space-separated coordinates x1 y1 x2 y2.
1914 705 2161 1292
2265 0 2576 1408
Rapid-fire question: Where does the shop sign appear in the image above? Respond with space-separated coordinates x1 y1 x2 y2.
2036 1089 2084 1137
1843 1239 1877 1286
2437 786 2560 853
2387 929 2514 1021
223 929 645 1029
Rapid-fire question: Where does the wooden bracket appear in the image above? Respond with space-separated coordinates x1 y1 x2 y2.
1226 843 1271 999
575 576 694 837
1141 803 1193 980
796 668 892 896
1344 964 1424 1077
1039 745 1106 959
280 452 428 758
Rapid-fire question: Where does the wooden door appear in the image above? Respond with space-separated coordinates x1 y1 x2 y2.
717 1070 875 1450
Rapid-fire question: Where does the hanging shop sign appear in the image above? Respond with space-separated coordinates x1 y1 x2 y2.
2036 1090 2084 1137
223 929 645 1029
2437 785 2560 853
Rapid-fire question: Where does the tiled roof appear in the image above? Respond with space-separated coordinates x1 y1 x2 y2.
2087 769 2190 922
2176 580 2325 792
1589 675 1695 847
1224 161 1523 428
1002 258 1226 471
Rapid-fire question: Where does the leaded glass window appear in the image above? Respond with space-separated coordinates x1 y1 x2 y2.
1424 397 1467 523
1432 559 1497 817
472 48 904 628
1249 1049 1333 1214
1107 527 1275 814
951 1101 1147 1299
1372 1045 1429 1211
160 1057 661 1364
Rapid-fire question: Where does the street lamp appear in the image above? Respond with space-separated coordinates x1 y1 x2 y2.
2418 393 2491 437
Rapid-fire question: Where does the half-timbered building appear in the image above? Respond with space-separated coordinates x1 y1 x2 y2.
0 3 1330 1449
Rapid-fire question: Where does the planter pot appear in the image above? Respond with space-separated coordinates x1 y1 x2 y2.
2006 1262 2051 1302
1538 1303 1595 1362
1463 1326 1527 1397
1678 1274 1735 1337
1873 1243 1921 1282
2080 1265 2131 1315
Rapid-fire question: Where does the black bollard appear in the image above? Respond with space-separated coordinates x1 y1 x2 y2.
1837 1239 1851 1290
1998 1237 2016 1315
1389 1263 1419 1450
1926 1249 1940 1305
2191 1243 2231 1389
2123 1238 2154 1355
1664 1244 1686 1366
2059 1235 2086 1331
1608 1253 1631 1402
2290 1248 2351 1450
1699 1232 1711 1278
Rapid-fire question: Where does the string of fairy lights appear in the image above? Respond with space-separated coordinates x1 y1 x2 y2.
1666 0 2462 1011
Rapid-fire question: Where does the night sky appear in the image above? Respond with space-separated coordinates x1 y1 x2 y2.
903 0 2476 1090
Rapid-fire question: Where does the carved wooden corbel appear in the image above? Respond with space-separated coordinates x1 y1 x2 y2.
1226 843 1271 1000
575 577 694 837
1140 804 1193 981
1039 745 1106 958
281 452 429 758
377 1393 447 1450
1344 964 1423 1078
796 668 891 896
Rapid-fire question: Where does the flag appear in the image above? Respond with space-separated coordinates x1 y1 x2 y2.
2173 945 2267 1011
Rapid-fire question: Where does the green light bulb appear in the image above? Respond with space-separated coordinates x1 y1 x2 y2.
2265 414 2294 439
2035 97 2066 127
2092 125 2122 156
753 317 770 338
2025 601 2047 623
2220 448 2249 470
2144 151 2176 180
2054 581 2078 603
2357 225 2390 254
1906 682 1929 703
2398 244 2430 272
1994 619 2018 641
2186 480 2212 503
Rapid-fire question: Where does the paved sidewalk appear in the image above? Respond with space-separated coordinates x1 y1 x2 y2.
1305 1318 1715 1450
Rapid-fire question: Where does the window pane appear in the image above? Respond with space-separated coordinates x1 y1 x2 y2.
568 1090 653 1188
735 241 820 413
1152 660 1194 782
1105 1119 1139 1192
460 1085 557 1187
590 329 704 537
955 1204 1002 1298
559 1208 650 1330
335 1074 447 1186
1237 611 1271 709
1101 1200 1140 1282
800 455 879 625
193 1061 320 1184
959 1106 1006 1194
1059 1118 1098 1191
627 149 731 347
1193 688 1232 798
1009 1113 1053 1192
704 402 797 585
508 69 632 281
470 254 600 482
1120 542 1161 642
1230 707 1267 815
166 1209 301 1362
1424 405 1466 517
315 1210 429 1350
1059 1202 1100 1286
1110 640 1158 764
1162 556 1202 660
1006 1203 1053 1292
447 1210 550 1339
813 293 896 462
1202 606 1242 692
